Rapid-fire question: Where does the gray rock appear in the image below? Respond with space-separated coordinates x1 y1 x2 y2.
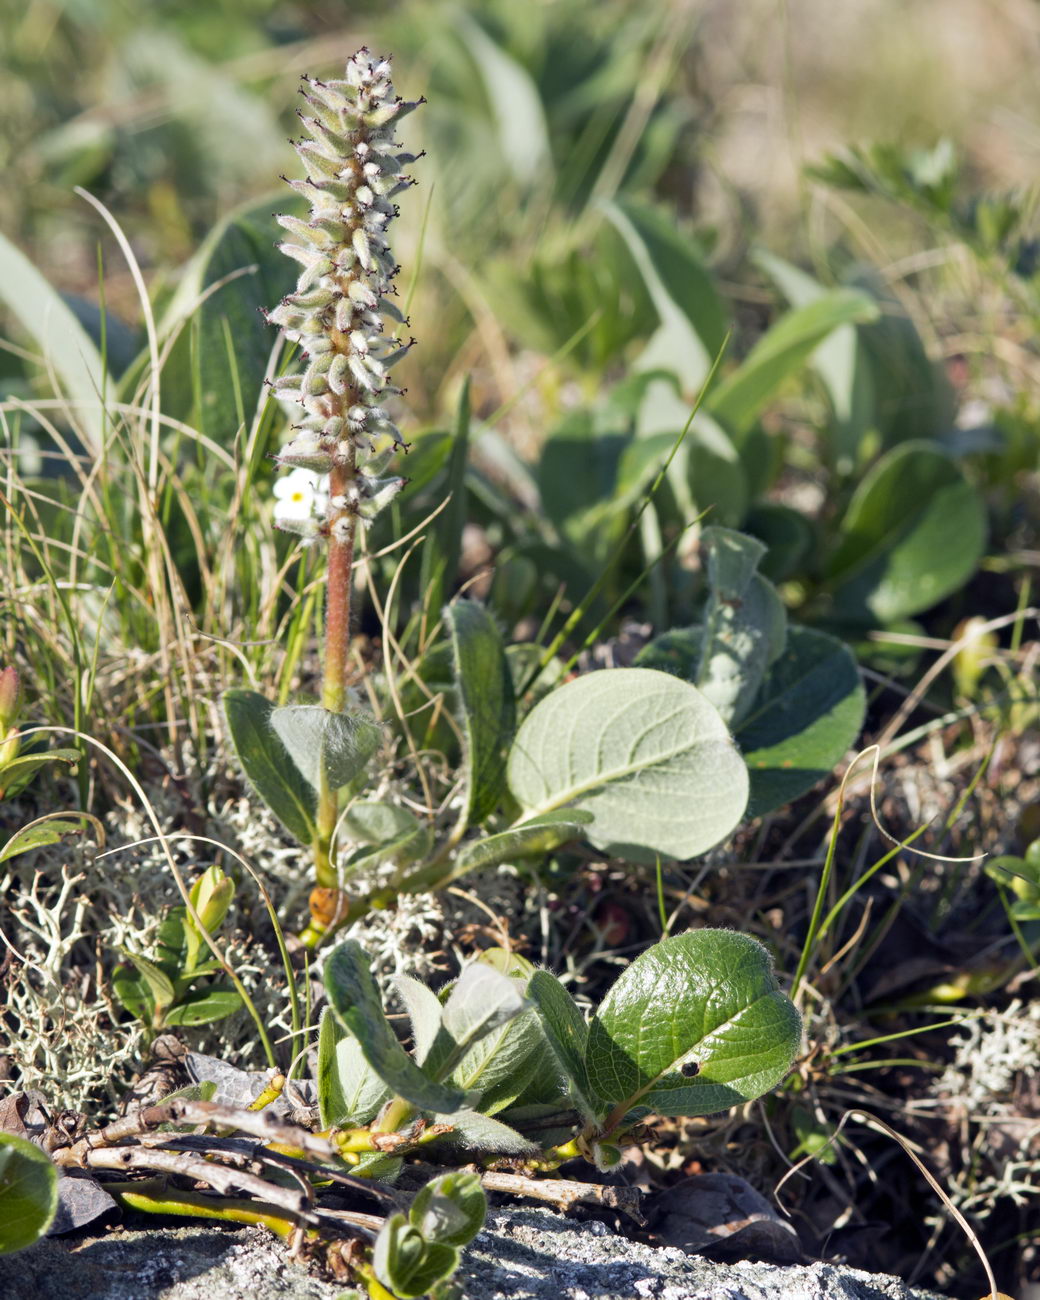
0 1208 945 1300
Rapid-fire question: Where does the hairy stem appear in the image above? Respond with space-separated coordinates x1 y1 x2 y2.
315 453 359 888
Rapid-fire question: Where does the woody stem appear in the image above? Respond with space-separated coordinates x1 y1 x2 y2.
315 448 358 888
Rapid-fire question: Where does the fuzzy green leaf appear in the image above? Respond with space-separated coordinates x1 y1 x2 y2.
323 942 464 1116
640 625 864 818
270 705 381 794
373 1213 459 1300
446 600 515 828
392 976 444 1065
695 527 787 727
343 802 428 856
584 930 801 1120
430 1107 537 1155
221 689 316 846
451 810 593 880
316 1006 392 1129
507 668 748 860
409 1171 486 1248
528 970 599 1122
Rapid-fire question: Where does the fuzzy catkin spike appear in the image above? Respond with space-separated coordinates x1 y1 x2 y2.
268 48 422 540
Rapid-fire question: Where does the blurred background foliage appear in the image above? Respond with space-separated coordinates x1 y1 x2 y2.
5 0 1040 377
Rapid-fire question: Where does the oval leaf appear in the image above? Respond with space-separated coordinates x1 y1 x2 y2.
270 705 382 793
584 929 801 1120
409 1171 486 1248
0 1132 58 1254
507 668 748 860
163 988 243 1027
221 689 316 845
826 441 987 623
528 970 598 1123
738 627 865 816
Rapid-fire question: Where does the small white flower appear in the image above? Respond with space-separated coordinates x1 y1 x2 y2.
273 467 329 526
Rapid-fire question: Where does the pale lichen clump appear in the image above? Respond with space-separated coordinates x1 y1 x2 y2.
267 48 424 548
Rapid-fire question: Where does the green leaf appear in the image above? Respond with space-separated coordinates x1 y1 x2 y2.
157 197 298 434
450 810 593 879
459 18 551 185
415 966 540 1114
628 382 749 529
163 987 243 1027
0 814 94 865
637 625 865 818
446 600 515 827
409 1171 486 1248
270 705 382 793
221 689 316 846
0 748 81 793
738 627 865 816
507 668 748 860
419 382 471 620
528 971 599 1122
0 232 107 455
438 964 529 1069
754 250 876 473
694 527 787 727
584 929 801 1120
707 290 880 438
316 1006 392 1129
111 967 154 1025
343 802 427 850
0 1132 58 1254
826 441 987 622
446 1011 544 1115
430 1107 537 1155
851 269 954 448
603 199 727 392
337 805 433 875
118 949 176 1012
537 410 629 555
323 941 465 1116
743 503 815 583
633 628 704 680
392 976 444 1065
373 1213 460 1300
157 1081 219 1106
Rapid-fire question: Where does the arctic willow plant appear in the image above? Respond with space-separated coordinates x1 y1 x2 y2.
223 52 861 953
225 50 424 943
